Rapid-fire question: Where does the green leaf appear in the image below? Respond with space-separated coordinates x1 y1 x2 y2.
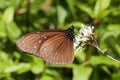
66 21 83 28
77 3 93 18
4 63 31 74
94 0 111 17
40 75 54 80
90 56 120 67
57 5 67 26
75 50 86 62
66 0 76 19
0 51 9 71
45 69 60 79
112 73 120 80
99 9 111 18
101 65 111 75
101 24 120 40
111 8 120 16
6 22 21 43
0 50 9 62
31 57 44 74
3 6 14 24
0 21 6 38
73 66 92 80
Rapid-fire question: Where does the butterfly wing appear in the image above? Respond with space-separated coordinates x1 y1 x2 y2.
39 32 74 64
17 30 74 64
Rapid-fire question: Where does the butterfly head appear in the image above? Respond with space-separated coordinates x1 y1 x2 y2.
65 26 74 41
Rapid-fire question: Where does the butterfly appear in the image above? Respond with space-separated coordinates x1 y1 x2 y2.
17 26 74 64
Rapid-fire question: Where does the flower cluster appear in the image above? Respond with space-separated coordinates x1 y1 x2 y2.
74 24 94 50
74 24 120 63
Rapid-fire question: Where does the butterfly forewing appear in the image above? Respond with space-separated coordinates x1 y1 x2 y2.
17 28 74 64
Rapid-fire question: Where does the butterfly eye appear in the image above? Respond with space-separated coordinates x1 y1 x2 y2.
17 26 74 64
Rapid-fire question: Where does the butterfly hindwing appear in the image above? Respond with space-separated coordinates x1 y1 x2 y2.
39 33 74 64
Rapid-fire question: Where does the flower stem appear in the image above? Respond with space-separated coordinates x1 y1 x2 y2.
88 36 120 64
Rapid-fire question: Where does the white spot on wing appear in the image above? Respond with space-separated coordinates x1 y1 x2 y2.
22 40 24 43
22 36 24 39
34 45 37 48
62 62 64 64
39 40 41 43
43 48 47 52
56 62 58 64
37 32 40 33
56 53 58 54
32 34 35 36
44 36 47 39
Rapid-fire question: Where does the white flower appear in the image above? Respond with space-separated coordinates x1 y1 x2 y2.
74 24 94 50
74 24 120 63
80 24 94 38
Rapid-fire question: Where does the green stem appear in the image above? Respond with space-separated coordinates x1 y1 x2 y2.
88 36 120 63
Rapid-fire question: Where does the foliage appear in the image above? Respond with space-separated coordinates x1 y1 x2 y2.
0 0 120 80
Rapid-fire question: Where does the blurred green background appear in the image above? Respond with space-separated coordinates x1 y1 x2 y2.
0 0 120 80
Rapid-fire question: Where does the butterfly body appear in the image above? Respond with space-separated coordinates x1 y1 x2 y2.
17 26 74 64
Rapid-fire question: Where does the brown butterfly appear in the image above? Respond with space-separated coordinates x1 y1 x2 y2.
17 26 74 64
